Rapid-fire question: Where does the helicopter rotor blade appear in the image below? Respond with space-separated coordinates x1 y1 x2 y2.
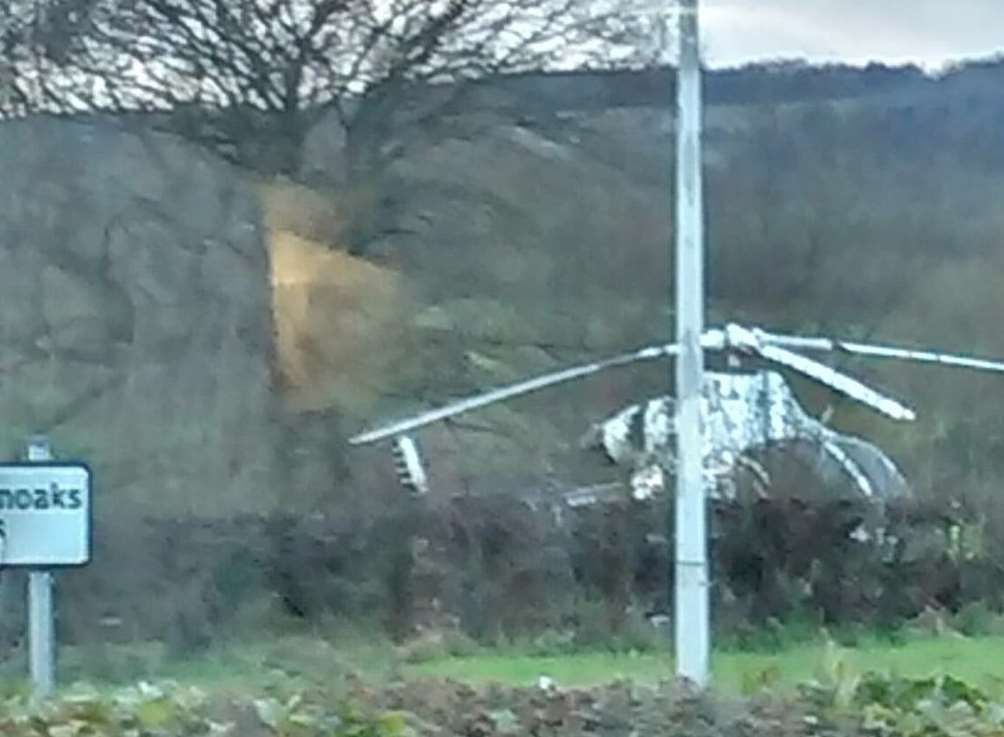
714 323 914 421
761 330 1004 375
349 323 1004 447
349 343 680 445
755 342 916 422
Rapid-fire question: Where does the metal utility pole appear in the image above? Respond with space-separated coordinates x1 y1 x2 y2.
673 0 709 686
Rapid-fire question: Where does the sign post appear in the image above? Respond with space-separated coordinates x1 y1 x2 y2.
0 436 93 699
26 437 55 699
27 569 54 698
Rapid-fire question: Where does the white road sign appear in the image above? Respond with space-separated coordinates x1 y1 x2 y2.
0 463 91 566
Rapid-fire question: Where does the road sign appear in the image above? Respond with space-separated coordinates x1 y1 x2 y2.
0 462 91 567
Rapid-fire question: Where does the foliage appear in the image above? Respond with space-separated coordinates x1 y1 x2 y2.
0 681 219 737
801 663 1004 737
8 667 1004 737
47 486 1004 659
342 671 1004 737
0 681 418 737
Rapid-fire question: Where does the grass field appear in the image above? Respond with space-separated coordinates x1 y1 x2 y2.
408 635 1004 692
11 631 1004 697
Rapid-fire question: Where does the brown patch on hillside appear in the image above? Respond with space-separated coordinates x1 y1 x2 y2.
259 179 411 415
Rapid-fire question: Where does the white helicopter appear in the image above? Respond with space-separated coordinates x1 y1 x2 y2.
577 367 912 506
350 322 1004 506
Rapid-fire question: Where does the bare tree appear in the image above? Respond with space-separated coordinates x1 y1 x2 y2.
6 0 632 178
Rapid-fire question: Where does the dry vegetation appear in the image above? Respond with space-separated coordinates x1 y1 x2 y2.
259 176 423 417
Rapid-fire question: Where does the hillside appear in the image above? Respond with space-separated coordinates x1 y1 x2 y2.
303 59 1004 504
7 59 1001 507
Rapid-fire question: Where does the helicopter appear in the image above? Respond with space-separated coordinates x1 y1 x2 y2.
578 367 911 506
350 322 1004 508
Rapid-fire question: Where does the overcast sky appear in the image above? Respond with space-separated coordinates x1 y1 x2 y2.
699 0 1003 70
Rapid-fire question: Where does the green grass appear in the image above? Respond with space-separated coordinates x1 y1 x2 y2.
0 629 399 698
7 629 1004 698
407 635 1004 692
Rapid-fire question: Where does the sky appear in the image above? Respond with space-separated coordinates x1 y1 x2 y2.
699 0 1004 70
